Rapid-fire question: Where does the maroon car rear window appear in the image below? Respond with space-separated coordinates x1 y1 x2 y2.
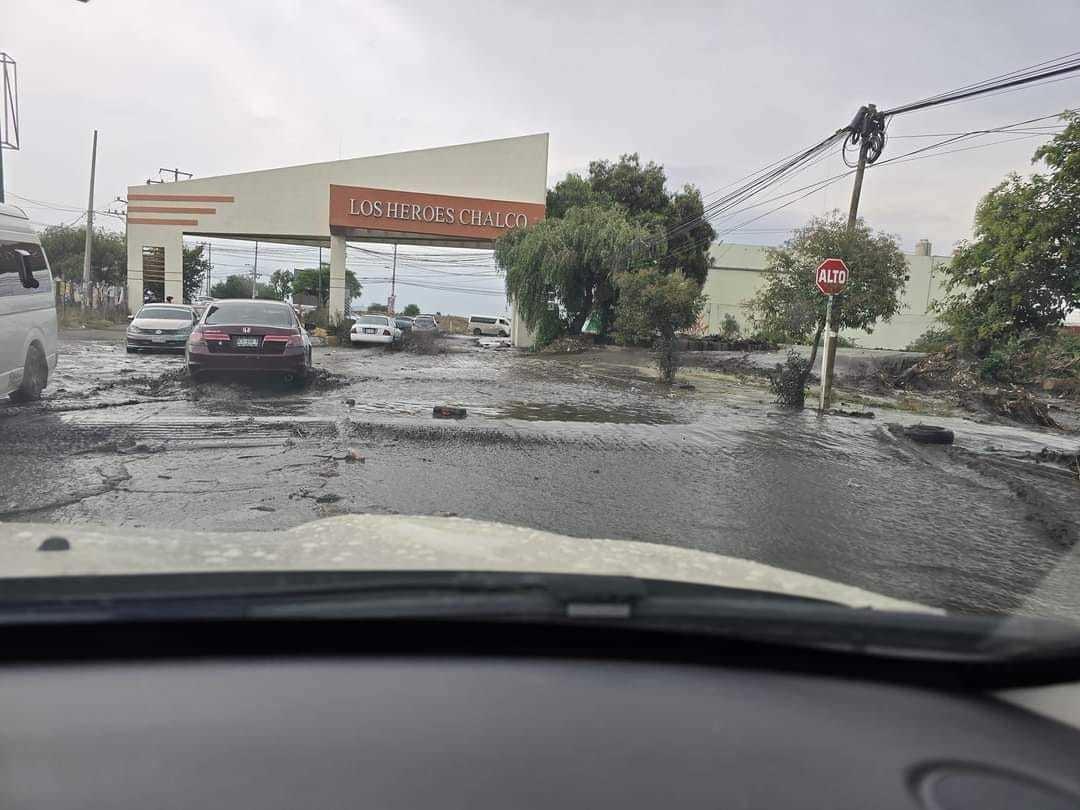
204 302 296 327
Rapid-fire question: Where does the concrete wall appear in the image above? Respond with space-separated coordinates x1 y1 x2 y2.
700 243 950 350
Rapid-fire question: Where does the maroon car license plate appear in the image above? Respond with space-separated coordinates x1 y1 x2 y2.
236 336 259 347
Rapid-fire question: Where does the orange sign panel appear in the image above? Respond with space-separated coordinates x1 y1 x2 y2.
329 185 545 241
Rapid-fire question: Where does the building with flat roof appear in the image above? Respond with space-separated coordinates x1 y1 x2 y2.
700 240 950 350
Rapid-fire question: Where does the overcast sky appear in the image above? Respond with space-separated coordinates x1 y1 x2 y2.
6 0 1080 315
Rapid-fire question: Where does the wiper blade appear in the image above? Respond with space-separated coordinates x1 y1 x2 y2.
1 570 1076 663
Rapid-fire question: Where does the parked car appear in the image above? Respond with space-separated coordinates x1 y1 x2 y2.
186 299 312 384
411 314 439 332
126 304 198 353
350 314 402 346
0 203 58 402
468 314 511 337
394 315 414 332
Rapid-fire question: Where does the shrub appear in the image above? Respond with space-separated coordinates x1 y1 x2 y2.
720 313 740 341
769 349 811 409
906 327 955 353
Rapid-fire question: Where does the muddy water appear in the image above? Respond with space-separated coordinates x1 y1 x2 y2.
2 336 1079 620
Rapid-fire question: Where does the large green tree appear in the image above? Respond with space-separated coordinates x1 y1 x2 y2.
496 203 654 336
39 225 126 285
267 269 293 300
291 264 362 305
210 274 275 299
182 244 210 303
747 213 909 370
937 111 1080 354
613 268 705 382
544 153 716 285
402 303 421 316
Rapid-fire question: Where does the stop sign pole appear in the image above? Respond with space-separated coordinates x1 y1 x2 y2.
815 258 850 410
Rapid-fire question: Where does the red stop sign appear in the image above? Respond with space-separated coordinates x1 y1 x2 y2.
815 258 849 296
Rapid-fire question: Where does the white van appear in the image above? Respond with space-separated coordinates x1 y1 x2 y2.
467 315 511 337
1 204 58 401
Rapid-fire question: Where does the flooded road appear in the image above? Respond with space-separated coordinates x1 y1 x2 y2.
2 331 1079 619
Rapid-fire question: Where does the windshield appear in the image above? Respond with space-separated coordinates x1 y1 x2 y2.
204 302 295 327
4 3 1080 668
137 307 191 320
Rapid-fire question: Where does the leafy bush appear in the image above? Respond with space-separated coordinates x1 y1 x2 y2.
613 268 704 383
534 307 566 349
720 313 740 341
769 349 811 409
906 327 955 353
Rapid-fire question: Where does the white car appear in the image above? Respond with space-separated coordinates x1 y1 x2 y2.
1 203 58 401
350 314 402 346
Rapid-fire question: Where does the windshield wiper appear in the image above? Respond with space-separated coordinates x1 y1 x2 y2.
0 570 1076 663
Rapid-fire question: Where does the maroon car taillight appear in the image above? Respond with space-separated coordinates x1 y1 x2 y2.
263 332 304 347
190 328 229 347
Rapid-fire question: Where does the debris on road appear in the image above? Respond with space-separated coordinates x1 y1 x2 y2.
822 408 875 419
344 398 356 406
433 405 467 419
38 536 71 552
902 424 955 445
345 447 366 463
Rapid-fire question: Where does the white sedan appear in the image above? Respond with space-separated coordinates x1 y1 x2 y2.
350 314 402 346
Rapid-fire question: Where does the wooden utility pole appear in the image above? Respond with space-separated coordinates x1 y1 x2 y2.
81 129 98 299
821 104 875 410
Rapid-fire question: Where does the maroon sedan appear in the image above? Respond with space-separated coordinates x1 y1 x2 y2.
186 299 312 385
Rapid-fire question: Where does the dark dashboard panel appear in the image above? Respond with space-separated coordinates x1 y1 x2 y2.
1 657 1078 809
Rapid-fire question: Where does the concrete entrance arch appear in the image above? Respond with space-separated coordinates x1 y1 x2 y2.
125 134 548 342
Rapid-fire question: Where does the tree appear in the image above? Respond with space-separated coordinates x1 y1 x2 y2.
612 269 705 383
367 302 388 313
39 225 126 285
659 185 715 285
402 303 421 316
496 203 654 337
209 274 274 299
292 264 362 305
589 153 670 221
747 213 909 374
267 269 293 301
546 173 596 219
182 244 210 303
546 154 716 288
937 112 1080 354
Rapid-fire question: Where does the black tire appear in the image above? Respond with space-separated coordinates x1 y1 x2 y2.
11 343 47 402
903 424 955 445
473 328 482 336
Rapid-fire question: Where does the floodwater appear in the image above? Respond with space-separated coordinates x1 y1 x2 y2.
2 332 1079 620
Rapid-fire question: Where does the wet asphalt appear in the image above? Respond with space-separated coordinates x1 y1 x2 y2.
2 330 1079 619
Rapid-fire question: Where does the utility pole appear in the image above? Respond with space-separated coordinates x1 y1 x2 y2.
251 241 259 298
388 243 397 314
317 245 323 309
821 104 877 410
206 242 212 297
81 129 98 303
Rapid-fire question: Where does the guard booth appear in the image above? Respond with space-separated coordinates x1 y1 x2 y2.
124 134 548 347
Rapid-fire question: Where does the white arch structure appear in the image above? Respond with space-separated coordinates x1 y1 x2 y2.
125 133 548 345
